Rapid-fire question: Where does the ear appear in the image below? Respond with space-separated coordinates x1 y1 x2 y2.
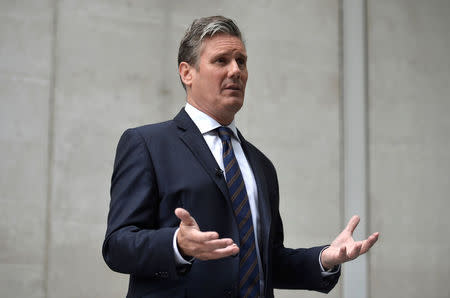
179 62 194 88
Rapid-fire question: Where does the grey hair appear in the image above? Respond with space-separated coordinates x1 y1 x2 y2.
177 16 244 90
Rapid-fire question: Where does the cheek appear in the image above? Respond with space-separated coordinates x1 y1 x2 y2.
242 71 248 85
213 76 226 91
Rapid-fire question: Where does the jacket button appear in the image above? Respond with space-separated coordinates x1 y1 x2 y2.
224 290 232 297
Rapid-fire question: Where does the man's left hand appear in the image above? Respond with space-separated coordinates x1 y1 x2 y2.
320 215 379 270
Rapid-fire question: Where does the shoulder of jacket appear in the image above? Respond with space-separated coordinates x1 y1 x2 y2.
125 119 175 138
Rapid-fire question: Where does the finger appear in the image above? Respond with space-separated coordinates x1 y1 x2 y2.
177 230 221 258
198 244 240 260
186 229 219 242
175 208 197 227
202 238 235 250
338 245 347 261
360 232 379 254
180 237 234 258
347 241 362 260
345 215 360 234
196 239 237 255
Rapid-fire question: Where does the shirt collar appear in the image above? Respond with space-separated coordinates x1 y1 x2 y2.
185 103 240 142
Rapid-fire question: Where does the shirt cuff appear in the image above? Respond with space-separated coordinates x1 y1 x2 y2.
173 228 194 265
319 246 340 276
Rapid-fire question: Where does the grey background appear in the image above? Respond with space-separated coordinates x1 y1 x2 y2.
0 0 448 298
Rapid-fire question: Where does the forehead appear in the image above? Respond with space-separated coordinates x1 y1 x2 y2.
199 34 246 58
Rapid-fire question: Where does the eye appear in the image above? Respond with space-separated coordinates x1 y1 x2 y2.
237 58 246 66
216 57 227 64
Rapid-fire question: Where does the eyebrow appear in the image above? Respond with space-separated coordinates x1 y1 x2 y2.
211 51 247 60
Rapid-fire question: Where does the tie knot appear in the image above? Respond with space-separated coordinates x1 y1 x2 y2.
217 126 233 142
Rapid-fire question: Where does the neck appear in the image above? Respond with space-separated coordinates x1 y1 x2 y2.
186 98 234 126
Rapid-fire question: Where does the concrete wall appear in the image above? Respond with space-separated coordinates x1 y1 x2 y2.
0 1 52 297
0 1 448 298
368 1 450 298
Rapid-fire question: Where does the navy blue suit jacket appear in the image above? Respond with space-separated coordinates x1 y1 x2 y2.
103 109 340 297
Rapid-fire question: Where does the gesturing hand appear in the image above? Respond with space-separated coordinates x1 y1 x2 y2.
175 208 239 260
320 215 379 270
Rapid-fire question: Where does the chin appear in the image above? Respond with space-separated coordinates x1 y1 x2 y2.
226 97 244 113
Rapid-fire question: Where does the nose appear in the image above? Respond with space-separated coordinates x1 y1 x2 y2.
228 59 241 79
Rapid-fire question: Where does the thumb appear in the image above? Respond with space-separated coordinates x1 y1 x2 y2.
175 208 197 227
345 215 360 234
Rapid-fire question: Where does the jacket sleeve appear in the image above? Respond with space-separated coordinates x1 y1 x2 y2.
271 217 340 293
102 128 181 280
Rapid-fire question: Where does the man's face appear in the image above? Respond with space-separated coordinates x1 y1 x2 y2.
186 34 248 124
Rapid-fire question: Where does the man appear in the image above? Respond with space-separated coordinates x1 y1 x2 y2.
103 16 379 298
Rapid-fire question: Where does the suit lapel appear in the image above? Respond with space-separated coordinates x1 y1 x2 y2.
173 109 231 203
238 130 272 281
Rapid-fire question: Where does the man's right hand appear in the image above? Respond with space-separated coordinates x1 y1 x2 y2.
175 208 239 260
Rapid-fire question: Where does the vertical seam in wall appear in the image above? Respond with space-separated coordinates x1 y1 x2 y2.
363 1 371 297
342 1 368 297
160 1 172 116
338 0 345 257
338 0 345 237
338 1 345 298
45 0 58 297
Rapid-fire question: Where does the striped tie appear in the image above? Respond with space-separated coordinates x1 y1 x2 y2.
217 127 260 298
